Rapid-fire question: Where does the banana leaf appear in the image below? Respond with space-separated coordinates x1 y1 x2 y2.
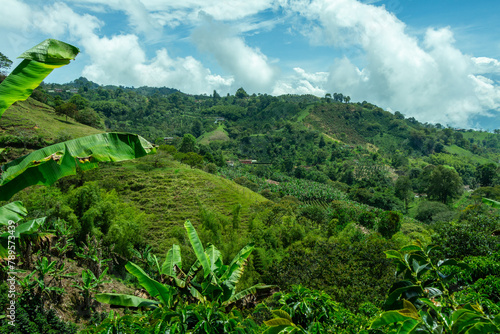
0 132 155 201
220 243 254 289
223 283 274 306
482 198 500 209
161 244 182 277
125 262 174 308
0 201 27 225
0 39 79 117
95 293 159 308
184 220 210 278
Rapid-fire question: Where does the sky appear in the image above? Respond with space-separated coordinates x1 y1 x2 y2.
2 0 500 129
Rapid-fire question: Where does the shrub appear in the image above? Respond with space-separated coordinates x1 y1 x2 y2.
415 200 451 223
377 211 401 239
203 162 217 174
359 211 376 229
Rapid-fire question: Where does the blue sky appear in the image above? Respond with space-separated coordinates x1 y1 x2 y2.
2 0 500 129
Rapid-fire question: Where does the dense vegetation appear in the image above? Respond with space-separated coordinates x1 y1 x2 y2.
1 46 500 333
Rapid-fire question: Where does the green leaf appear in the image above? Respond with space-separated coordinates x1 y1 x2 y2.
385 285 423 308
205 244 222 273
0 39 79 117
399 245 423 253
272 310 293 322
11 217 46 238
184 220 210 278
397 318 420 334
125 262 173 307
220 242 254 289
262 325 291 334
18 39 79 64
223 283 274 306
0 133 155 201
370 311 413 329
385 250 404 260
95 293 159 308
161 244 182 277
0 201 27 225
482 197 500 209
265 318 294 327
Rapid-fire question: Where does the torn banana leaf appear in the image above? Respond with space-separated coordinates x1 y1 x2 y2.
0 133 155 201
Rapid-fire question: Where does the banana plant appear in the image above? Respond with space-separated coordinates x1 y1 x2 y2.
72 267 110 312
0 201 51 268
96 220 273 310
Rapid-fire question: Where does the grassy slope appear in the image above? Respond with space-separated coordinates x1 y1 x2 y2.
198 123 229 145
93 154 267 254
445 144 495 164
0 98 103 140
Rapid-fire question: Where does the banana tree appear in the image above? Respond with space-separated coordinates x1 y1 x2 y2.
96 220 273 309
0 201 52 268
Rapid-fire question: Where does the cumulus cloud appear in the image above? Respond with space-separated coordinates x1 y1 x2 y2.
273 67 327 95
285 0 500 127
81 35 233 92
192 15 278 93
2 1 233 93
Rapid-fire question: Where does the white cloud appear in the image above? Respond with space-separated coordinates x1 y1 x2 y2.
79 32 233 93
285 0 500 127
472 57 500 74
273 67 327 96
192 16 278 93
67 0 277 31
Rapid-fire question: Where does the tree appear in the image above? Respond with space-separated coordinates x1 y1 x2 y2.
0 52 12 75
395 175 412 212
343 96 351 103
476 163 498 187
68 94 90 110
319 135 326 148
235 87 248 99
55 102 77 122
178 133 197 153
213 89 220 100
426 165 463 204
191 119 203 138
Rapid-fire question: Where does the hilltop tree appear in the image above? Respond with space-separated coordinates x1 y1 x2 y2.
235 87 249 99
0 52 12 75
213 89 220 100
426 165 463 204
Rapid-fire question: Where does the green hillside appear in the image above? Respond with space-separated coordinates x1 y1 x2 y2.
0 97 103 141
91 154 267 254
2 81 500 333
